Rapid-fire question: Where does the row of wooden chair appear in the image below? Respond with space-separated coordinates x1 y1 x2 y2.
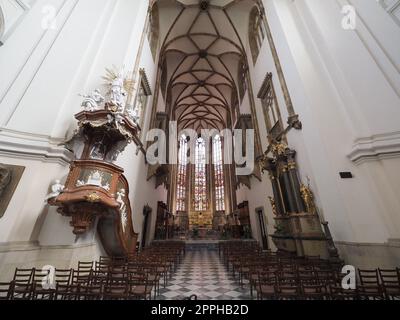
0 241 186 300
219 241 400 300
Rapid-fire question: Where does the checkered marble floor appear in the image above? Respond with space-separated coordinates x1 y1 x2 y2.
156 248 252 300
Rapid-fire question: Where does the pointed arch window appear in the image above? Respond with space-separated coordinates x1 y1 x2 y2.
249 6 266 64
194 137 207 211
238 58 248 102
176 135 188 211
147 3 160 61
213 135 225 211
257 73 283 140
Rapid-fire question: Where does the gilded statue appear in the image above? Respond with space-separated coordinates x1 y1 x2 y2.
300 183 316 214
268 196 278 216
271 142 288 157
258 152 270 173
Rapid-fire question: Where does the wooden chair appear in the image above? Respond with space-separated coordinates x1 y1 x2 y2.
55 283 80 300
128 272 152 300
74 261 93 285
32 268 56 300
358 269 384 300
107 267 128 286
79 284 103 300
378 268 400 300
329 284 359 300
249 265 266 298
103 284 128 300
301 283 328 300
256 271 277 300
94 261 110 284
55 269 73 285
51 269 74 300
0 282 13 300
142 265 160 299
297 270 318 286
11 268 34 300
275 284 300 300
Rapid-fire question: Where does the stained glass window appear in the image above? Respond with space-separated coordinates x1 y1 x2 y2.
194 137 207 211
213 135 225 211
176 135 188 211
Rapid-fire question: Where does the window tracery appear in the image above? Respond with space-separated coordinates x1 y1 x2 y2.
249 6 266 64
193 137 207 211
176 135 188 211
213 135 225 211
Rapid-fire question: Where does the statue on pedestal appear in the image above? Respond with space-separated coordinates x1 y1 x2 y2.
108 71 126 110
300 183 316 214
45 180 64 202
80 89 104 111
103 67 134 112
116 189 127 232
126 105 140 124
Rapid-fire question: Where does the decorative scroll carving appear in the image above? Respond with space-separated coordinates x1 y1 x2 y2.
47 69 139 255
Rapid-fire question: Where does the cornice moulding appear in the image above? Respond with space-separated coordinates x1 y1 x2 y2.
0 128 73 165
0 240 97 253
347 131 400 165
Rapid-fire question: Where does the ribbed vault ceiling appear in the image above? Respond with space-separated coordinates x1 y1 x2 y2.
157 0 256 132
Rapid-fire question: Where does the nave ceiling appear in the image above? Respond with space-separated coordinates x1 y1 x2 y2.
153 0 259 132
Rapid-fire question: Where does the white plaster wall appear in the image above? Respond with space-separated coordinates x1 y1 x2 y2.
0 0 167 278
240 0 400 266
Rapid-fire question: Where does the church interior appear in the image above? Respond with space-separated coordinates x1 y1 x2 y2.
0 0 399 301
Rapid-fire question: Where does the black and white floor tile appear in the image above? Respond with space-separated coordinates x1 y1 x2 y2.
156 249 252 300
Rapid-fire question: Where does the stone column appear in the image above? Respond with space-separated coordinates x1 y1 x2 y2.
278 159 297 214
286 149 305 213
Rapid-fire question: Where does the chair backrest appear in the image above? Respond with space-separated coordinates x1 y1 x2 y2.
0 282 13 300
32 268 52 289
13 268 34 285
99 256 112 264
130 272 147 285
107 269 128 285
258 270 276 284
55 269 73 286
80 284 103 300
78 261 93 271
75 262 94 284
358 269 380 286
94 261 110 274
378 268 400 286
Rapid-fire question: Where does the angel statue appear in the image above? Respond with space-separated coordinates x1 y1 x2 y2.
116 189 127 232
45 180 64 202
126 105 140 124
300 183 317 214
80 89 104 111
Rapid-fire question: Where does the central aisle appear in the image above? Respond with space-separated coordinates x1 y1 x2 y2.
157 248 252 300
